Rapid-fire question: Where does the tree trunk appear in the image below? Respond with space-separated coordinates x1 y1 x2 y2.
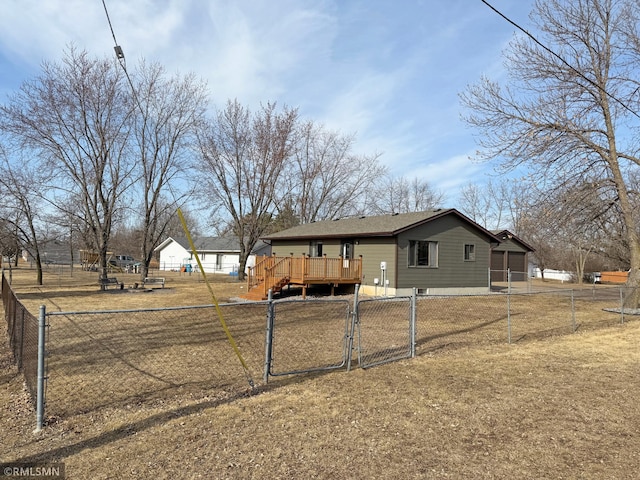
237 244 247 282
624 245 640 309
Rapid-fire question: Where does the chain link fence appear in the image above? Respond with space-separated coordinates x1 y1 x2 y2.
2 273 40 404
416 286 632 354
44 303 267 419
3 275 638 428
490 269 532 292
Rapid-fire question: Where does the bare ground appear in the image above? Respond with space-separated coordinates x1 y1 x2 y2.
1 266 640 479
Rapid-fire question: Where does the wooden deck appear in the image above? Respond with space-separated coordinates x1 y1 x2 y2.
244 254 363 300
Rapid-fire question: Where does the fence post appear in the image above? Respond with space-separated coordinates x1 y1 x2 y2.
347 284 359 372
263 289 274 383
488 268 491 292
410 287 417 358
35 305 46 432
620 288 625 324
571 290 576 332
507 291 512 344
507 268 512 294
18 306 25 369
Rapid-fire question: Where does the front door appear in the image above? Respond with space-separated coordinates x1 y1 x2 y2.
341 241 354 270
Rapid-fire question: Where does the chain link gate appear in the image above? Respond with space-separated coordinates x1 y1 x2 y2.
266 298 353 377
355 294 415 368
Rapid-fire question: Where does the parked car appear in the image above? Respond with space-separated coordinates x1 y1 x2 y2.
109 255 137 269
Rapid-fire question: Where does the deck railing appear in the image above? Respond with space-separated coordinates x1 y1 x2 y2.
247 254 363 297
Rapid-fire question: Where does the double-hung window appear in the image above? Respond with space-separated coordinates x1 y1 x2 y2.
464 244 476 261
408 240 438 267
309 241 323 257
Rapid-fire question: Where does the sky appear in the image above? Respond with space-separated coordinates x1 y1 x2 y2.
0 0 535 207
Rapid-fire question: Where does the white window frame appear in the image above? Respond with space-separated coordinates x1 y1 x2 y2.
408 240 438 268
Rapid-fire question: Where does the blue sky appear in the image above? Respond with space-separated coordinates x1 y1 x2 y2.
0 0 534 206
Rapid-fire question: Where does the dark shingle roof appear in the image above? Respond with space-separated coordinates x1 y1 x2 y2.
491 230 535 252
264 209 501 241
164 236 268 253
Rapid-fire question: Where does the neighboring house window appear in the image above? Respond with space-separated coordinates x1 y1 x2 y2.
216 254 223 270
309 241 323 257
408 240 438 267
464 244 476 261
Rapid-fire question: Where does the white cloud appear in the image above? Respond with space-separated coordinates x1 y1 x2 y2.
0 0 535 208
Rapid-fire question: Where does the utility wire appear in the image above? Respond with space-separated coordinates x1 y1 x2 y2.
101 0 118 47
101 0 125 61
480 0 640 121
100 0 256 391
100 0 147 119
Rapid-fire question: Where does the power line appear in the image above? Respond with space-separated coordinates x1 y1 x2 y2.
100 0 145 115
480 0 640 120
100 0 125 61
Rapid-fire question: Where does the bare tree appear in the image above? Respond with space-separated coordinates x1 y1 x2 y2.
129 61 209 279
197 100 298 280
461 0 640 305
0 47 136 286
459 178 531 232
282 121 385 222
458 183 495 228
0 147 52 284
372 174 443 215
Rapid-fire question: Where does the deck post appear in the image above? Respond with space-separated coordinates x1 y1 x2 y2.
290 252 293 280
302 253 307 282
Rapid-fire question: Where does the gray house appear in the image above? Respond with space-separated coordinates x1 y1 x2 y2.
261 209 503 296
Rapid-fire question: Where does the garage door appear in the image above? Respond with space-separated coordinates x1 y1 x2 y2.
507 252 526 281
491 251 506 282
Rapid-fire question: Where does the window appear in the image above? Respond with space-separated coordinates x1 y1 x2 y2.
464 244 476 261
216 254 223 270
341 241 354 259
309 241 323 257
408 240 438 267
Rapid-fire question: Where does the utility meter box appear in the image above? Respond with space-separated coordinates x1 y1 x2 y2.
380 261 387 270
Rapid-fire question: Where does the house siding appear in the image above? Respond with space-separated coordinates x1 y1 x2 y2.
354 238 397 289
493 238 528 253
158 242 191 270
396 215 490 289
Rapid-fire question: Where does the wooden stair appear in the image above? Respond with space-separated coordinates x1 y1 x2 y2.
241 276 290 301
242 254 363 301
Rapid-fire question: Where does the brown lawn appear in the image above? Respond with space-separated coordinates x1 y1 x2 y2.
1 265 639 479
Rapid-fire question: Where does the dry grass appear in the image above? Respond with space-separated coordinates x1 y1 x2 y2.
2 266 640 479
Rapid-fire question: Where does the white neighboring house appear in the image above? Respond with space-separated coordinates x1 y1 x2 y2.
154 236 271 275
